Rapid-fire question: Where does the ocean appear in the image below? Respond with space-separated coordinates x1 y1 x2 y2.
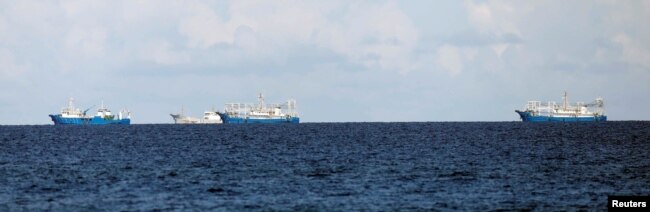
1 122 648 210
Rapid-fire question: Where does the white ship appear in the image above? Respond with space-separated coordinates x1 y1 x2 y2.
515 92 607 122
218 93 299 124
170 107 222 124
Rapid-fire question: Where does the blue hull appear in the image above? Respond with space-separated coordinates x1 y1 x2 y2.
515 110 607 122
218 113 299 124
49 114 131 125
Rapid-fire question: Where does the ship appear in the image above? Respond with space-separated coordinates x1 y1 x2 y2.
170 107 222 124
49 98 131 125
515 92 607 122
217 93 299 124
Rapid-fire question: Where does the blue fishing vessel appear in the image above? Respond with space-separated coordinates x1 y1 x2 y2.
515 92 607 122
217 93 299 124
49 98 131 125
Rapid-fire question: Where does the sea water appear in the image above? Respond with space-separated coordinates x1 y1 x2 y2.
1 122 648 210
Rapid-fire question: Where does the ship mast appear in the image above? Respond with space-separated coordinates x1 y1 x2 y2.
562 91 568 110
258 93 265 111
68 97 75 111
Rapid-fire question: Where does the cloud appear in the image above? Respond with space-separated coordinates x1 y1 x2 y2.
613 34 650 69
1 1 649 124
33 1 422 74
233 25 259 50
447 30 522 47
175 1 420 73
140 39 190 65
65 26 108 58
0 49 27 78
456 0 650 73
179 2 233 48
434 45 480 76
600 1 650 69
323 2 420 73
428 0 530 75
435 45 464 76
464 0 526 36
444 30 521 61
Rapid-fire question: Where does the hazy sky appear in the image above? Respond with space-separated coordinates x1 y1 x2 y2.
1 0 649 124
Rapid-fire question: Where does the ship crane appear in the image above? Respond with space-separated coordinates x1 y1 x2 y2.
583 98 604 107
83 105 96 116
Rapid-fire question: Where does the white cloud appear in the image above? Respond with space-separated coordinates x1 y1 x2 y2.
600 1 650 69
0 16 6 36
141 39 190 65
179 2 233 48
613 34 650 69
433 45 483 76
435 45 464 76
60 0 110 18
461 0 530 62
233 25 259 50
601 0 650 30
0 49 27 78
459 0 650 73
491 43 508 59
337 2 419 73
464 0 524 37
65 26 108 58
466 1 494 32
1 0 650 124
5 1 61 36
16 0 421 73
176 1 420 73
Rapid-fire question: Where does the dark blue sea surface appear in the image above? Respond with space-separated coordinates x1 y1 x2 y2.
0 122 648 210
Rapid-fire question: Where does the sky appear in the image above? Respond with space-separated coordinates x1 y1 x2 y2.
0 0 649 124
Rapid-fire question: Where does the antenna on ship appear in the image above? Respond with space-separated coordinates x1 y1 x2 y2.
562 91 568 110
125 107 131 119
68 97 75 110
258 93 265 111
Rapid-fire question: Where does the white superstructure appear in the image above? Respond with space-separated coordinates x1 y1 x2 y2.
202 111 222 124
223 93 298 119
521 92 605 118
59 98 131 119
170 107 222 124
60 98 84 118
